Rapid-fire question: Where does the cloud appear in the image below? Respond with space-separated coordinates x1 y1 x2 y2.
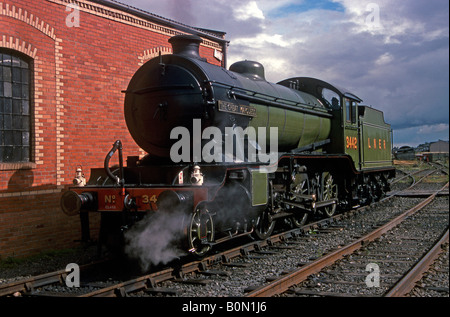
234 1 265 21
375 53 393 66
394 124 449 147
232 33 293 49
419 124 449 135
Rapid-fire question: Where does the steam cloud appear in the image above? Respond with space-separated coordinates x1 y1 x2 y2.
124 209 187 271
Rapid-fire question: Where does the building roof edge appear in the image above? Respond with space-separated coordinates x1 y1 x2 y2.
89 0 228 43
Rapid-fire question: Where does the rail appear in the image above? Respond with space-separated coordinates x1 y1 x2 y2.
385 229 449 297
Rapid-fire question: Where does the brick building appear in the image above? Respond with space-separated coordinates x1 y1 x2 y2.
0 0 227 259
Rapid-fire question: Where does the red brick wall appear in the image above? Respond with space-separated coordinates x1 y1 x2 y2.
0 0 225 259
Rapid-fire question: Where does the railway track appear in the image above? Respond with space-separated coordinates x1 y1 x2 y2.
0 259 110 297
246 183 448 297
1 166 447 298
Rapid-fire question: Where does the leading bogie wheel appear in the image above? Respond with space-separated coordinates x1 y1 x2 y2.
252 208 276 240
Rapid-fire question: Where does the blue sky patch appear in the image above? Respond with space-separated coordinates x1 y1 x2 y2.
268 0 345 18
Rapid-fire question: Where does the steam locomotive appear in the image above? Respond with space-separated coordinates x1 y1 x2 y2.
61 35 395 259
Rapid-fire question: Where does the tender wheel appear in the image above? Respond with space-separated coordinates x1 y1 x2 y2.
252 208 276 240
187 204 214 257
371 174 384 202
323 173 338 217
360 175 373 205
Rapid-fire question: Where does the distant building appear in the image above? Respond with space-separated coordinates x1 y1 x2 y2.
429 140 449 153
416 142 430 153
419 140 449 162
1 0 227 259
394 146 415 160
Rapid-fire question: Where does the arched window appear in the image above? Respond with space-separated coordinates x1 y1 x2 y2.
321 88 340 110
0 49 31 163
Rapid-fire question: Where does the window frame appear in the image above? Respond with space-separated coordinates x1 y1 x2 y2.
0 48 34 169
345 98 358 125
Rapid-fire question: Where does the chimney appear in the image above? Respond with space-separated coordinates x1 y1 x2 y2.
169 35 206 61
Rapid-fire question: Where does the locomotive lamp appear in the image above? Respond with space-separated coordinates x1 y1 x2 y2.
190 165 204 186
73 165 86 186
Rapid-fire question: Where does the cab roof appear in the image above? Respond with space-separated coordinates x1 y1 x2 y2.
278 77 363 103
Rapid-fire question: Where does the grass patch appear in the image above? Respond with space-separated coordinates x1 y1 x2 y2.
0 248 78 270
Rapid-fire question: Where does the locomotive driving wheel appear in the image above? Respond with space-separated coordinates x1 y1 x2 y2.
291 179 310 228
322 173 338 217
187 204 214 257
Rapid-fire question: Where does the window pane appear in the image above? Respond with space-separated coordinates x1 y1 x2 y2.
22 131 30 146
4 130 13 145
12 99 21 114
3 82 12 97
21 85 29 99
321 88 340 110
3 98 11 113
22 115 30 130
3 66 11 81
22 99 29 115
13 146 22 161
3 146 13 162
346 100 351 122
11 56 20 67
3 114 11 129
13 115 22 129
22 146 30 161
13 131 22 145
2 54 11 66
22 68 29 83
13 83 21 98
12 67 21 82
20 59 29 69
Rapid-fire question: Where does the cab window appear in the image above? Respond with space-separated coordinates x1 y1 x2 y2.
345 99 358 124
321 88 340 110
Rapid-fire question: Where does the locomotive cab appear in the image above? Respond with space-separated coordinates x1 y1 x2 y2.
277 77 363 162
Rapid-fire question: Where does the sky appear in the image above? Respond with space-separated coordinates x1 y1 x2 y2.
123 0 449 148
